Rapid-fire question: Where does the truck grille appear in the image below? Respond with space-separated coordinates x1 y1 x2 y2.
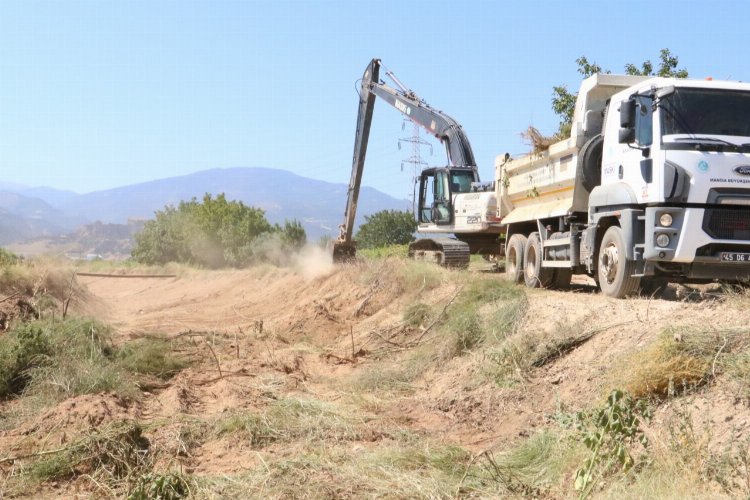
703 208 750 240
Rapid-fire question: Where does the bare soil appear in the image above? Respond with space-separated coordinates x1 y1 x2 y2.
3 259 750 497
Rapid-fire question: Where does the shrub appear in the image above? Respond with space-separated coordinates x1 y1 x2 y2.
132 193 306 268
117 337 188 380
355 210 416 249
0 318 189 403
0 248 20 267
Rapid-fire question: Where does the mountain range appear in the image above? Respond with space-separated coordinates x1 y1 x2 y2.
1 167 409 251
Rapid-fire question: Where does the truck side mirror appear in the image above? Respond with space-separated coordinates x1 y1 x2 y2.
620 98 636 128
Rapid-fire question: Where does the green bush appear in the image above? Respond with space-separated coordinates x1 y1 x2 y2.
0 248 20 267
0 318 189 403
132 193 306 268
0 323 52 396
355 210 416 249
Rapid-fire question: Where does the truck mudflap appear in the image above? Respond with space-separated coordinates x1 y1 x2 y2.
408 238 470 268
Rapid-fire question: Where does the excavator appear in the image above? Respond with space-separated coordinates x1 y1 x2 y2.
333 58 503 267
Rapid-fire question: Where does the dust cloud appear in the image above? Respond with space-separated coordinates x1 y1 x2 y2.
292 244 334 280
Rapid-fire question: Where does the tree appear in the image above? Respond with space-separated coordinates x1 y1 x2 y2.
280 219 307 250
551 49 688 137
624 49 688 78
132 193 307 268
552 56 610 138
355 210 417 248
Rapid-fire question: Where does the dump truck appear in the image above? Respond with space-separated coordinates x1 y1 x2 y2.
333 59 503 267
498 73 750 297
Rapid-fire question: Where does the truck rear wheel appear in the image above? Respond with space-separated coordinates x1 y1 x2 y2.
524 232 554 288
505 234 527 283
597 226 641 298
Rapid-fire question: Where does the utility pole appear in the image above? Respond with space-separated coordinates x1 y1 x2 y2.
398 119 432 211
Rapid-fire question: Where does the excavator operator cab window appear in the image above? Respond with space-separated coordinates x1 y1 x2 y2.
449 170 475 193
418 170 452 225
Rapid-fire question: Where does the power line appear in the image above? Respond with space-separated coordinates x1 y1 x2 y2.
398 119 432 210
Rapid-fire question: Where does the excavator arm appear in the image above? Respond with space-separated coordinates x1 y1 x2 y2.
333 58 478 262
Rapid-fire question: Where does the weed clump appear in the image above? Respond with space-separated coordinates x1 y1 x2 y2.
402 302 432 328
216 398 364 447
28 420 151 483
613 327 750 399
117 337 188 380
478 430 583 496
442 279 526 358
0 318 189 403
128 471 191 500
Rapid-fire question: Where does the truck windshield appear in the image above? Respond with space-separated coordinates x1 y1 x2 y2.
661 88 750 138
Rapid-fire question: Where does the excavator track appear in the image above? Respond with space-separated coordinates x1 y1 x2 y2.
408 238 470 268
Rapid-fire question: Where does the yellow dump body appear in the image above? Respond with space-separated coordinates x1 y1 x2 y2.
496 137 581 225
495 74 649 226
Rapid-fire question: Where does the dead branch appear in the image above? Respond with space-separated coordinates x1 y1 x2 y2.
62 272 77 319
0 445 71 464
194 370 255 386
205 340 223 378
74 272 177 278
531 320 635 368
353 278 382 317
0 291 21 304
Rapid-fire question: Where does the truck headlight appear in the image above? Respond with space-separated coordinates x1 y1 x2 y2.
656 233 670 247
659 213 673 227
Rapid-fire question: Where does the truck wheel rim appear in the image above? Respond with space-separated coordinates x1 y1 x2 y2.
601 243 619 284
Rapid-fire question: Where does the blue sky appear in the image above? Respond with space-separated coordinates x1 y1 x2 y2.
1 0 748 200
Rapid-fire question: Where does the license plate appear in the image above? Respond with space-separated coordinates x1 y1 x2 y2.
721 252 750 262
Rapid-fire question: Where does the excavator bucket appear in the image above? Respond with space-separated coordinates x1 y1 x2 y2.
332 240 357 263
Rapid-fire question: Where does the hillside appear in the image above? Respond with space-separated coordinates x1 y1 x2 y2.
0 191 85 244
1 168 408 247
56 167 408 240
0 256 748 497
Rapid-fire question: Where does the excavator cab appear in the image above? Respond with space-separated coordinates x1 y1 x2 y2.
418 168 452 225
417 167 478 226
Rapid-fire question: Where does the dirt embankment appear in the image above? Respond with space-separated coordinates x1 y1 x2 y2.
78 261 747 445
3 257 749 497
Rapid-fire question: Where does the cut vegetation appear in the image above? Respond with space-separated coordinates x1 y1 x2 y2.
0 252 749 498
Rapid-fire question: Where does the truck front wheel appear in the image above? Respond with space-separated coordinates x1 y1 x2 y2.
597 226 641 298
505 234 527 283
524 232 554 288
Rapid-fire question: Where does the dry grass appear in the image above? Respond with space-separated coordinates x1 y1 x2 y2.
190 441 487 499
521 126 558 154
215 397 370 446
3 420 153 497
610 327 750 399
441 279 527 358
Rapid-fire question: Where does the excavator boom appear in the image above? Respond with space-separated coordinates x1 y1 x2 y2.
333 58 482 264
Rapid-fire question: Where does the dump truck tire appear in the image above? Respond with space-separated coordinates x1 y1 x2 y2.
597 226 641 298
524 232 554 288
505 234 527 283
